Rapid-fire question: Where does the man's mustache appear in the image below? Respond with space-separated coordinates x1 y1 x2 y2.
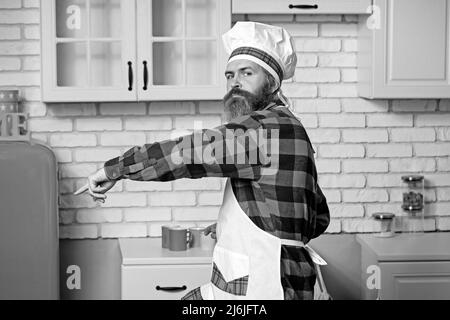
223 87 256 102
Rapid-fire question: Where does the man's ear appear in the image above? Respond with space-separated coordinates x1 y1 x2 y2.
268 76 279 95
272 84 280 95
263 70 279 95
270 83 280 95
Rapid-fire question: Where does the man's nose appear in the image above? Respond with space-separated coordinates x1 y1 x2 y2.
230 75 241 89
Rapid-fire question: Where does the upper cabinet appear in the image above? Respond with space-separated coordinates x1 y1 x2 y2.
231 0 372 14
41 0 136 102
358 0 450 99
41 0 231 102
136 0 230 101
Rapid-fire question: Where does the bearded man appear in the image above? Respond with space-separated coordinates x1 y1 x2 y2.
77 22 330 300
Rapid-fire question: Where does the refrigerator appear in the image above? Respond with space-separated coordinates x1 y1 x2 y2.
0 139 59 299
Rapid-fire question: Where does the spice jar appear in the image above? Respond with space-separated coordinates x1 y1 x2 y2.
0 90 19 113
0 90 19 136
372 213 395 237
401 175 425 233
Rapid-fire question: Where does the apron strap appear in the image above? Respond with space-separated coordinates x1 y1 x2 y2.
280 239 328 266
280 238 305 247
304 245 327 266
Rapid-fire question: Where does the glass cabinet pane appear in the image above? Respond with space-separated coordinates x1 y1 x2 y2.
56 0 87 38
90 0 121 38
153 42 183 85
152 0 182 37
186 40 217 85
186 0 217 37
57 42 87 86
134 0 229 99
90 42 122 86
42 0 138 101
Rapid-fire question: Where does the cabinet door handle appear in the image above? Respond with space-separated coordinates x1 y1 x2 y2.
155 285 187 292
143 61 148 91
128 61 133 91
288 4 318 9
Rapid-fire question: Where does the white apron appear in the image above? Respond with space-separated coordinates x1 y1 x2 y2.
200 178 326 300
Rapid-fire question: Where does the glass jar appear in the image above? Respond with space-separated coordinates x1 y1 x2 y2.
0 90 19 137
0 90 19 113
401 175 425 233
372 213 395 237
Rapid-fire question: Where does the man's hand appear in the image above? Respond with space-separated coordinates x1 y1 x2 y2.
74 168 116 203
204 223 217 240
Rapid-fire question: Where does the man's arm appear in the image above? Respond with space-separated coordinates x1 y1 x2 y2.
103 113 268 182
311 184 330 238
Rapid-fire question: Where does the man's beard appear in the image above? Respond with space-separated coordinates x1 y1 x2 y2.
223 83 274 121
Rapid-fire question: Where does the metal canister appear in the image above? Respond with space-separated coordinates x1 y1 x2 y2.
187 227 205 249
168 226 189 251
161 224 180 249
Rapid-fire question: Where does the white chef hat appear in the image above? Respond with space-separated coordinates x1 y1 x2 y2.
222 21 297 88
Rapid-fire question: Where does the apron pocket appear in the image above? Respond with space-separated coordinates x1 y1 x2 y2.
211 245 250 296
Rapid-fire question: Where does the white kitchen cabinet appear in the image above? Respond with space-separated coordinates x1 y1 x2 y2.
357 233 450 300
41 0 137 102
358 0 450 98
119 238 213 300
41 0 230 102
231 0 372 14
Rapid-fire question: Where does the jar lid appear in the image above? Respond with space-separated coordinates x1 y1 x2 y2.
372 212 395 220
401 175 424 182
402 205 423 211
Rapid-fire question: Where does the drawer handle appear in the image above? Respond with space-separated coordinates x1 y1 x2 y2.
143 60 148 91
289 4 318 9
155 285 187 292
128 61 133 91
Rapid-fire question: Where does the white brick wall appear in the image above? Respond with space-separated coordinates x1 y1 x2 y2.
329 204 364 218
100 132 146 146
320 114 365 127
149 192 197 206
2 5 449 239
123 208 172 222
294 99 341 113
319 144 365 158
124 117 172 131
99 102 146 116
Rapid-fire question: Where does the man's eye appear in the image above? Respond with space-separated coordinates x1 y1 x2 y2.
244 72 252 76
225 74 233 79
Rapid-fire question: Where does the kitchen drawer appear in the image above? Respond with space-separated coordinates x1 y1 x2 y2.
380 261 450 300
357 233 450 300
232 0 372 14
121 264 212 300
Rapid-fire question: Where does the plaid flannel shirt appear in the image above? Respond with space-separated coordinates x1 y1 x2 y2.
104 102 330 300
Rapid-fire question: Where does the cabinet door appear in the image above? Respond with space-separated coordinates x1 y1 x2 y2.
380 261 450 300
232 0 372 14
358 0 450 98
136 0 230 101
121 264 212 300
41 0 137 102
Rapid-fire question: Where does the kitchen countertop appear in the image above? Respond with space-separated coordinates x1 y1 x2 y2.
120 233 450 265
119 237 214 265
356 232 450 262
